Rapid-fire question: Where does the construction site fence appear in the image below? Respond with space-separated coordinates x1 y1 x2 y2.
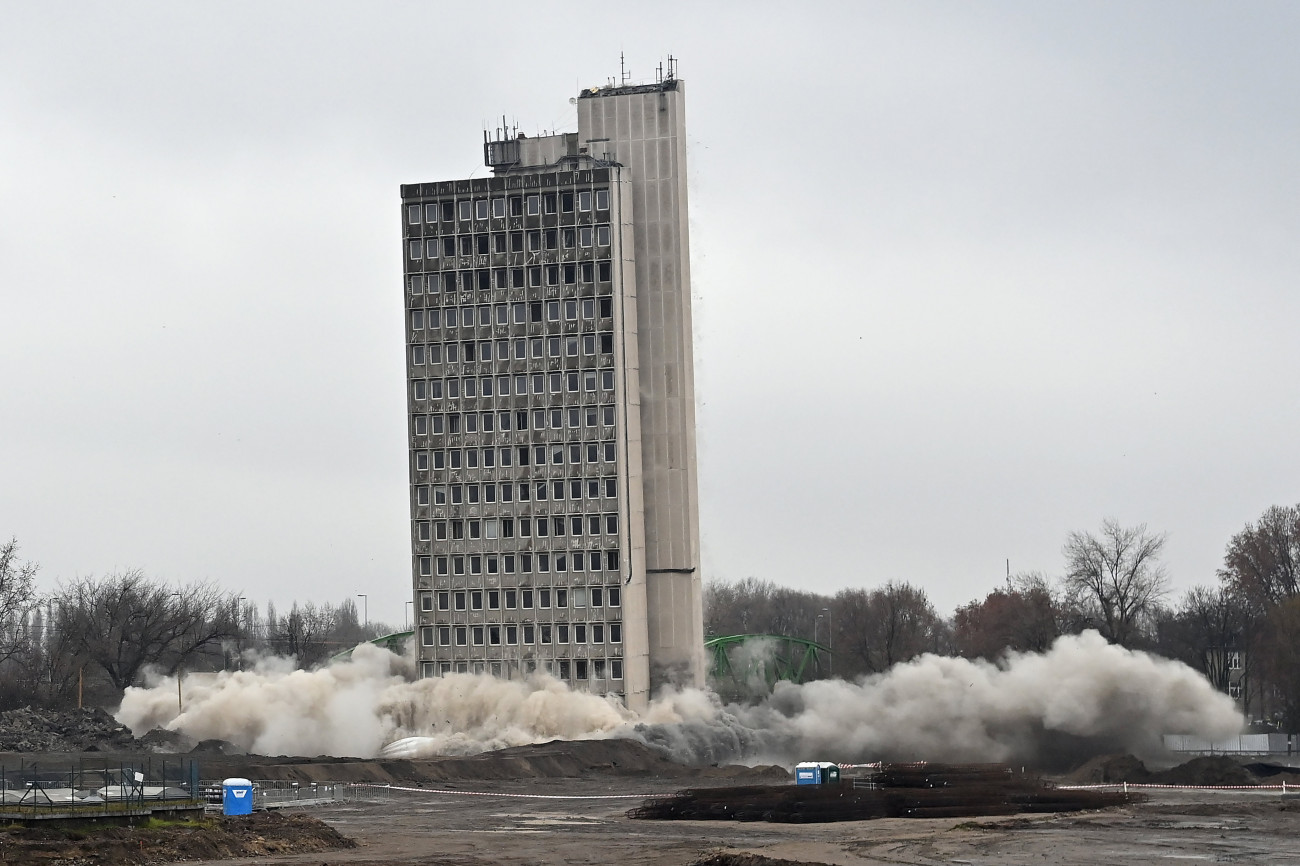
197 779 347 811
183 778 1300 813
0 757 204 815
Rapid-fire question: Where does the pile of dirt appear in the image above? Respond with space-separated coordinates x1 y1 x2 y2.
1064 754 1269 787
1149 757 1256 787
691 851 836 866
198 738 789 786
1243 762 1300 785
137 727 189 752
630 763 1136 823
0 707 141 752
1062 754 1153 785
0 811 354 864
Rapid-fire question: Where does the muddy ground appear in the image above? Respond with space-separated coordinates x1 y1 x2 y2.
4 740 1300 865
174 783 1300 866
0 812 353 865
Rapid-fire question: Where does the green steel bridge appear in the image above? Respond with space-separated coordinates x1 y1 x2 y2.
705 633 830 696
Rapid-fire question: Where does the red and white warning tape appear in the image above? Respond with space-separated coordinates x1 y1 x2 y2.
348 780 1297 799
1059 782 1293 791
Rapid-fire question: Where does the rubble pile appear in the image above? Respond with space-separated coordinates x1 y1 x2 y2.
0 707 142 752
629 763 1136 823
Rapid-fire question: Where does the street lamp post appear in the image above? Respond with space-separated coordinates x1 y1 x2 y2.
171 593 184 714
357 594 368 630
822 607 833 678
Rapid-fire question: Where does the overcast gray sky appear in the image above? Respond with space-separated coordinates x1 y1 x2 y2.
3 2 1298 627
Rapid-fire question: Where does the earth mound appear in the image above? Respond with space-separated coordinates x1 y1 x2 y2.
192 737 790 785
0 706 140 752
692 851 836 866
1063 754 1152 784
1244 762 1300 785
1064 754 1269 787
632 764 1135 823
1149 756 1255 786
0 811 353 864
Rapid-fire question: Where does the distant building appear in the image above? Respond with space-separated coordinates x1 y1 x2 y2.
400 72 704 709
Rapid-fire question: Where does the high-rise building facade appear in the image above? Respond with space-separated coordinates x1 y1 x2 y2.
401 75 702 710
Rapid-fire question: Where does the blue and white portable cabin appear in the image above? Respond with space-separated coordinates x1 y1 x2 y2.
794 762 842 785
222 777 255 815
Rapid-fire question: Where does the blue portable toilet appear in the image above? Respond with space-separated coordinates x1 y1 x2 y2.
794 762 842 785
222 778 254 815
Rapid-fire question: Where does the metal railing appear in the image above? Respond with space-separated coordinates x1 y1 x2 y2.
0 758 203 818
199 780 345 812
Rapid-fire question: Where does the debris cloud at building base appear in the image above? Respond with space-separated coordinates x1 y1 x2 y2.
116 631 1242 768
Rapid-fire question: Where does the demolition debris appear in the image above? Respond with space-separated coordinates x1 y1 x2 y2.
0 707 141 752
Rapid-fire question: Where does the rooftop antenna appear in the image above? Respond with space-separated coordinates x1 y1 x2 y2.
620 51 630 86
667 54 677 80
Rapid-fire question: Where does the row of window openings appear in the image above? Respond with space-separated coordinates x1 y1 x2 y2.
413 299 612 330
408 190 609 225
411 370 616 400
416 514 619 544
416 477 616 508
424 621 622 650
418 549 620 577
422 585 621 613
428 658 624 682
413 406 616 439
408 262 612 293
412 341 612 369
412 440 617 469
411 341 613 369
409 226 612 261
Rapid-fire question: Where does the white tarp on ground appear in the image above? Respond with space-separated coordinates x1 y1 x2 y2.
1163 733 1292 753
94 785 190 800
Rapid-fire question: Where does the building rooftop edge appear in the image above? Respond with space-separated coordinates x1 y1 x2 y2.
578 79 680 99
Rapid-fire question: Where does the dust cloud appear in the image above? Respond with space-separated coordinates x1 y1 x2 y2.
116 631 1242 766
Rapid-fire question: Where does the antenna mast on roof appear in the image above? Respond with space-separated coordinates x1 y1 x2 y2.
620 52 631 86
667 55 677 81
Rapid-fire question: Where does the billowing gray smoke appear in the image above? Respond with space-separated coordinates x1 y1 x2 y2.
117 631 1241 767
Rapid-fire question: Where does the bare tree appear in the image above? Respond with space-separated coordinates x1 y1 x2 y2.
1062 519 1169 646
55 571 239 690
1154 584 1253 699
953 572 1062 660
704 577 828 642
1261 598 1300 731
1219 504 1300 611
267 600 363 668
834 582 945 677
0 539 39 665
